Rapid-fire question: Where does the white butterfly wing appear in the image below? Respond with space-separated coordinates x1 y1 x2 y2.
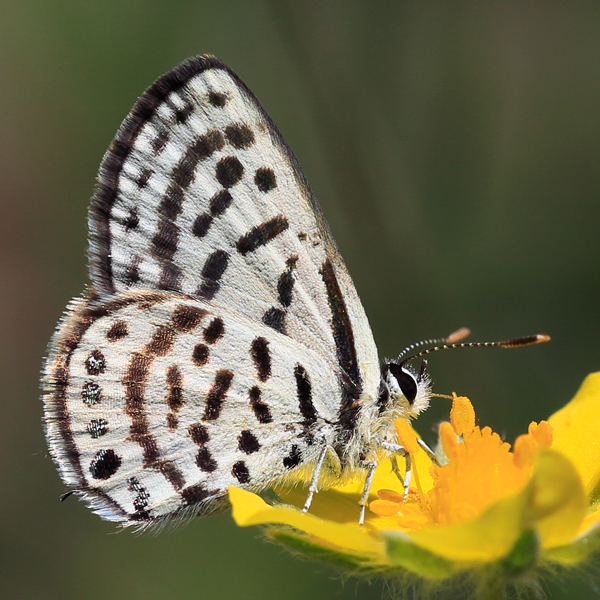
43 56 381 526
45 292 348 523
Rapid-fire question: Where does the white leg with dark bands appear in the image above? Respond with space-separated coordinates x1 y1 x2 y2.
403 454 412 500
417 438 441 466
358 461 378 526
391 455 404 486
302 445 329 513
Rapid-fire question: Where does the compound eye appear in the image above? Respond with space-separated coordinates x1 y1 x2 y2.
388 363 418 404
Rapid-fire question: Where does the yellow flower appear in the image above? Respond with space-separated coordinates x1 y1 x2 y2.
229 372 600 594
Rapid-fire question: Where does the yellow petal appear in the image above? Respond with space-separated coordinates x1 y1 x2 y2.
274 485 362 524
229 486 387 558
546 505 600 564
526 450 586 548
549 372 600 495
402 449 585 562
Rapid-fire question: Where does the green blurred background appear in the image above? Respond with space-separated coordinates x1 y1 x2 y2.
1 2 599 599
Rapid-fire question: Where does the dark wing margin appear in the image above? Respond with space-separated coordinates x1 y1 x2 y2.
88 54 341 299
42 289 229 527
90 55 222 296
42 292 133 523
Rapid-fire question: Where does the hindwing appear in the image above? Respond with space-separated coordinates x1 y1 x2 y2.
44 291 343 524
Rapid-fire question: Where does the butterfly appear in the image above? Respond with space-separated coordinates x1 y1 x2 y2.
42 55 545 529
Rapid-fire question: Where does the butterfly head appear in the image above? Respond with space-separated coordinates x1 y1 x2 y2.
381 359 432 418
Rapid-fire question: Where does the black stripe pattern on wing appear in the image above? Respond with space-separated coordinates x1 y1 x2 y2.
261 255 298 335
320 259 363 439
89 55 233 296
197 250 230 300
236 216 289 255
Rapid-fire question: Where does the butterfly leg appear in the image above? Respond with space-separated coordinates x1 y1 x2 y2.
302 445 336 514
382 442 411 500
390 455 404 485
417 438 441 466
358 461 378 526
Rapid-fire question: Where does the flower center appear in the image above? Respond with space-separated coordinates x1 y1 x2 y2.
370 395 553 530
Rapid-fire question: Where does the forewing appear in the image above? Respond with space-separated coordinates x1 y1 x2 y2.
88 55 380 399
43 291 343 526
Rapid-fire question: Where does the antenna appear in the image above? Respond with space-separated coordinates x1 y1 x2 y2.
400 333 551 365
395 327 471 362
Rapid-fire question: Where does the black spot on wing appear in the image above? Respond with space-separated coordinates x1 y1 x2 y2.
192 213 212 238
294 365 317 423
250 338 271 382
215 156 244 188
203 369 234 421
89 449 121 480
81 381 102 406
175 102 194 124
124 256 141 285
86 350 105 376
283 445 302 469
196 448 217 472
197 250 229 300
262 307 286 333
106 320 128 341
203 317 224 344
277 256 298 308
123 208 139 231
249 386 272 424
152 219 178 260
166 365 183 412
238 430 260 454
254 167 277 192
208 91 227 107
87 419 108 438
188 423 209 445
192 343 209 366
128 477 151 521
151 130 169 153
181 482 211 505
210 189 232 215
159 183 184 221
171 304 206 332
135 168 152 188
232 460 250 483
236 216 289 255
225 123 255 149
158 262 182 291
